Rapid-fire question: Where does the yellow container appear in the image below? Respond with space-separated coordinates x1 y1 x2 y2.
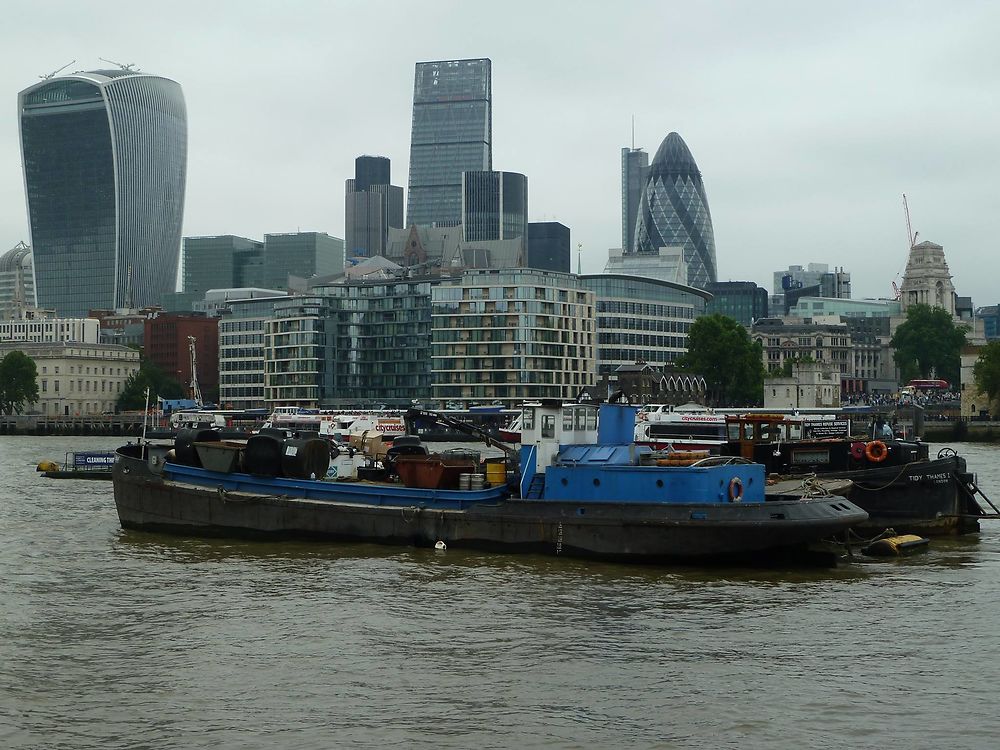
485 458 507 486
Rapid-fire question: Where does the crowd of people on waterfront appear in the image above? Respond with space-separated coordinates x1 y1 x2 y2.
843 389 960 408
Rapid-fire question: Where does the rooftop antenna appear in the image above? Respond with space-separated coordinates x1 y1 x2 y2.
631 115 635 150
98 57 137 71
577 243 583 275
40 60 76 80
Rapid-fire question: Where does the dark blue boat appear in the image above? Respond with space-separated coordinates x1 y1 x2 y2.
112 401 867 564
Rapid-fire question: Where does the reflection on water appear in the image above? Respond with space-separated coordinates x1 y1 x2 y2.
3 436 1000 748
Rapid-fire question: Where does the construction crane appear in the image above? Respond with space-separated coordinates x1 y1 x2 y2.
892 194 921 299
187 336 204 408
98 57 137 71
39 60 75 80
902 193 918 248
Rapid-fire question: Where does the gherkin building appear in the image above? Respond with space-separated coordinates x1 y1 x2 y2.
633 132 717 288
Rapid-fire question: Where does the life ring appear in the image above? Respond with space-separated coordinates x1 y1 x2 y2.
850 441 866 461
728 476 744 502
865 440 888 463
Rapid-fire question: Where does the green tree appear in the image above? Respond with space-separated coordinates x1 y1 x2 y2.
116 358 185 411
891 303 967 387
0 350 40 415
679 314 764 406
973 341 1000 414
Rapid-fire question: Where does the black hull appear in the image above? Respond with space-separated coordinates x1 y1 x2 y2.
826 456 980 535
43 470 112 480
112 454 866 565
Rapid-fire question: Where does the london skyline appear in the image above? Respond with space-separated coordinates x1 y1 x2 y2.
2 0 998 306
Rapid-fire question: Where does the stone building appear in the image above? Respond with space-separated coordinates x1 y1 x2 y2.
0 340 139 416
763 360 842 410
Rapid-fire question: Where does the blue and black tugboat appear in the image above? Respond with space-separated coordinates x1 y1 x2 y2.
112 399 867 565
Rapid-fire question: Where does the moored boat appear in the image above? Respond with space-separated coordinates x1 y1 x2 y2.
39 450 117 480
720 413 985 535
112 400 868 565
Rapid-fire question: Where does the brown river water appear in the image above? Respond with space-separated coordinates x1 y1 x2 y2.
2 436 1000 749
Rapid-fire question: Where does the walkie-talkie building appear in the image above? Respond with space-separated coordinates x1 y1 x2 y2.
634 132 717 288
406 58 492 228
19 69 187 317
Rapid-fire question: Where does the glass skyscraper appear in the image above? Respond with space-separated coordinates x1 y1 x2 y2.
406 59 492 228
461 171 527 243
19 69 187 317
621 147 648 252
633 132 717 289
345 156 403 258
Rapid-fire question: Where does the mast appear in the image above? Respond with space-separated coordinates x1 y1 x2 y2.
188 336 203 407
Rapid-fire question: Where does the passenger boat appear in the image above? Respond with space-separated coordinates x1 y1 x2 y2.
498 411 522 443
634 405 728 452
720 413 986 535
112 400 868 565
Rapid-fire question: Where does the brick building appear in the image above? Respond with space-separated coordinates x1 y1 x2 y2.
144 313 220 404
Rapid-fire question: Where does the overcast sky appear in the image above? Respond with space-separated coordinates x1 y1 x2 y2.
4 0 999 305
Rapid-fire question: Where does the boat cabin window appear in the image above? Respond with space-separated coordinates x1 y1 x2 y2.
575 409 588 430
563 410 574 431
523 409 535 431
541 414 556 439
586 410 597 430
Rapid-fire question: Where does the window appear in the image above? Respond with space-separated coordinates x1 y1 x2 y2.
541 414 555 439
523 409 534 430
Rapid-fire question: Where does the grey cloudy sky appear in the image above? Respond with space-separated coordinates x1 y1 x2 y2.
3 0 999 305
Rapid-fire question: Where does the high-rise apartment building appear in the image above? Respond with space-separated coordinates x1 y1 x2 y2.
406 59 492 228
431 269 595 406
634 132 717 289
621 147 648 252
19 69 187 317
461 171 527 243
345 156 403 258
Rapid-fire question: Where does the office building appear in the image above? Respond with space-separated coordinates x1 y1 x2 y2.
182 235 265 297
0 242 36 319
621 146 648 252
345 156 403 258
633 132 717 288
19 69 187 317
704 281 769 326
406 58 492 227
772 263 851 312
976 305 1000 341
431 269 596 406
527 222 570 273
262 232 344 290
580 274 711 378
605 246 688 285
0 315 99 344
461 171 527 243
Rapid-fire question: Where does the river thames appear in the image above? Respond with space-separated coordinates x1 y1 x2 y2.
2 436 999 749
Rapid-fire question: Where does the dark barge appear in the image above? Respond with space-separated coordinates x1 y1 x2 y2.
111 402 868 565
